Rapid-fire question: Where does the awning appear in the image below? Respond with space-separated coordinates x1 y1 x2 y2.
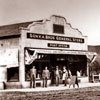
25 48 97 64
0 49 19 68
29 48 97 55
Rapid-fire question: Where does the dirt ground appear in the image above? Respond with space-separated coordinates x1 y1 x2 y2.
0 86 100 100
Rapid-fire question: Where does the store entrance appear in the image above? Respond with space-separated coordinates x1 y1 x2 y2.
25 53 87 85
25 54 68 82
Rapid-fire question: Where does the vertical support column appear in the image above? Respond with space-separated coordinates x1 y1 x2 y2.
19 47 25 88
19 29 28 88
87 63 89 82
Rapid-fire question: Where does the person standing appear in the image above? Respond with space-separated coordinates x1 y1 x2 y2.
62 66 68 86
55 66 61 86
42 66 50 87
30 66 37 88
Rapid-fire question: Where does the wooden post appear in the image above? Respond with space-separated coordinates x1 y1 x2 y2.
87 63 89 82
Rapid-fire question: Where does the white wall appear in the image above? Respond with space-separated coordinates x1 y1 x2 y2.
21 15 88 51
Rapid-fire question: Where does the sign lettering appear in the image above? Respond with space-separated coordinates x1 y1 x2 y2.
27 33 84 43
48 43 69 48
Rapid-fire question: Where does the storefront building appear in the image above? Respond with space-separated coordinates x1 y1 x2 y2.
0 15 96 89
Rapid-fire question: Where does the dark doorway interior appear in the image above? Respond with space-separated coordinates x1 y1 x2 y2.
7 67 19 82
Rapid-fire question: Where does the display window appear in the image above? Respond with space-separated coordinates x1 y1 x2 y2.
25 49 87 83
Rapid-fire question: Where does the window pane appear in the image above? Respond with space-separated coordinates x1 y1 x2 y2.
53 24 64 34
7 67 19 82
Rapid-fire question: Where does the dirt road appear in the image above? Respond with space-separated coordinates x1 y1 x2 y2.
0 86 100 100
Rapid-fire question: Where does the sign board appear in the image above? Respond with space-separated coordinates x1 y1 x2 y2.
48 43 69 48
27 33 84 43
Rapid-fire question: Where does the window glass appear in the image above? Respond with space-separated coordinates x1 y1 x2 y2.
7 67 19 82
53 24 64 34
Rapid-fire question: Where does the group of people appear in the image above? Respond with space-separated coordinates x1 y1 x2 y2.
55 66 79 88
30 65 79 88
30 66 50 88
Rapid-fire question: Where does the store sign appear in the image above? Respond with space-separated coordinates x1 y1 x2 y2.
48 43 69 48
27 33 84 43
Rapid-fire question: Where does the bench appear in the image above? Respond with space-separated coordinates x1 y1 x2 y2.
35 80 43 87
92 74 100 83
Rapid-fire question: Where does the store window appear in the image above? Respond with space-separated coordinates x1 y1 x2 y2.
25 54 51 81
68 55 87 77
7 67 19 82
53 24 64 34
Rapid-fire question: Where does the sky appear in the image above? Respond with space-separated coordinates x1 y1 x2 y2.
0 0 100 45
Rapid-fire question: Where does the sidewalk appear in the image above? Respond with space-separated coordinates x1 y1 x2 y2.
0 82 100 92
